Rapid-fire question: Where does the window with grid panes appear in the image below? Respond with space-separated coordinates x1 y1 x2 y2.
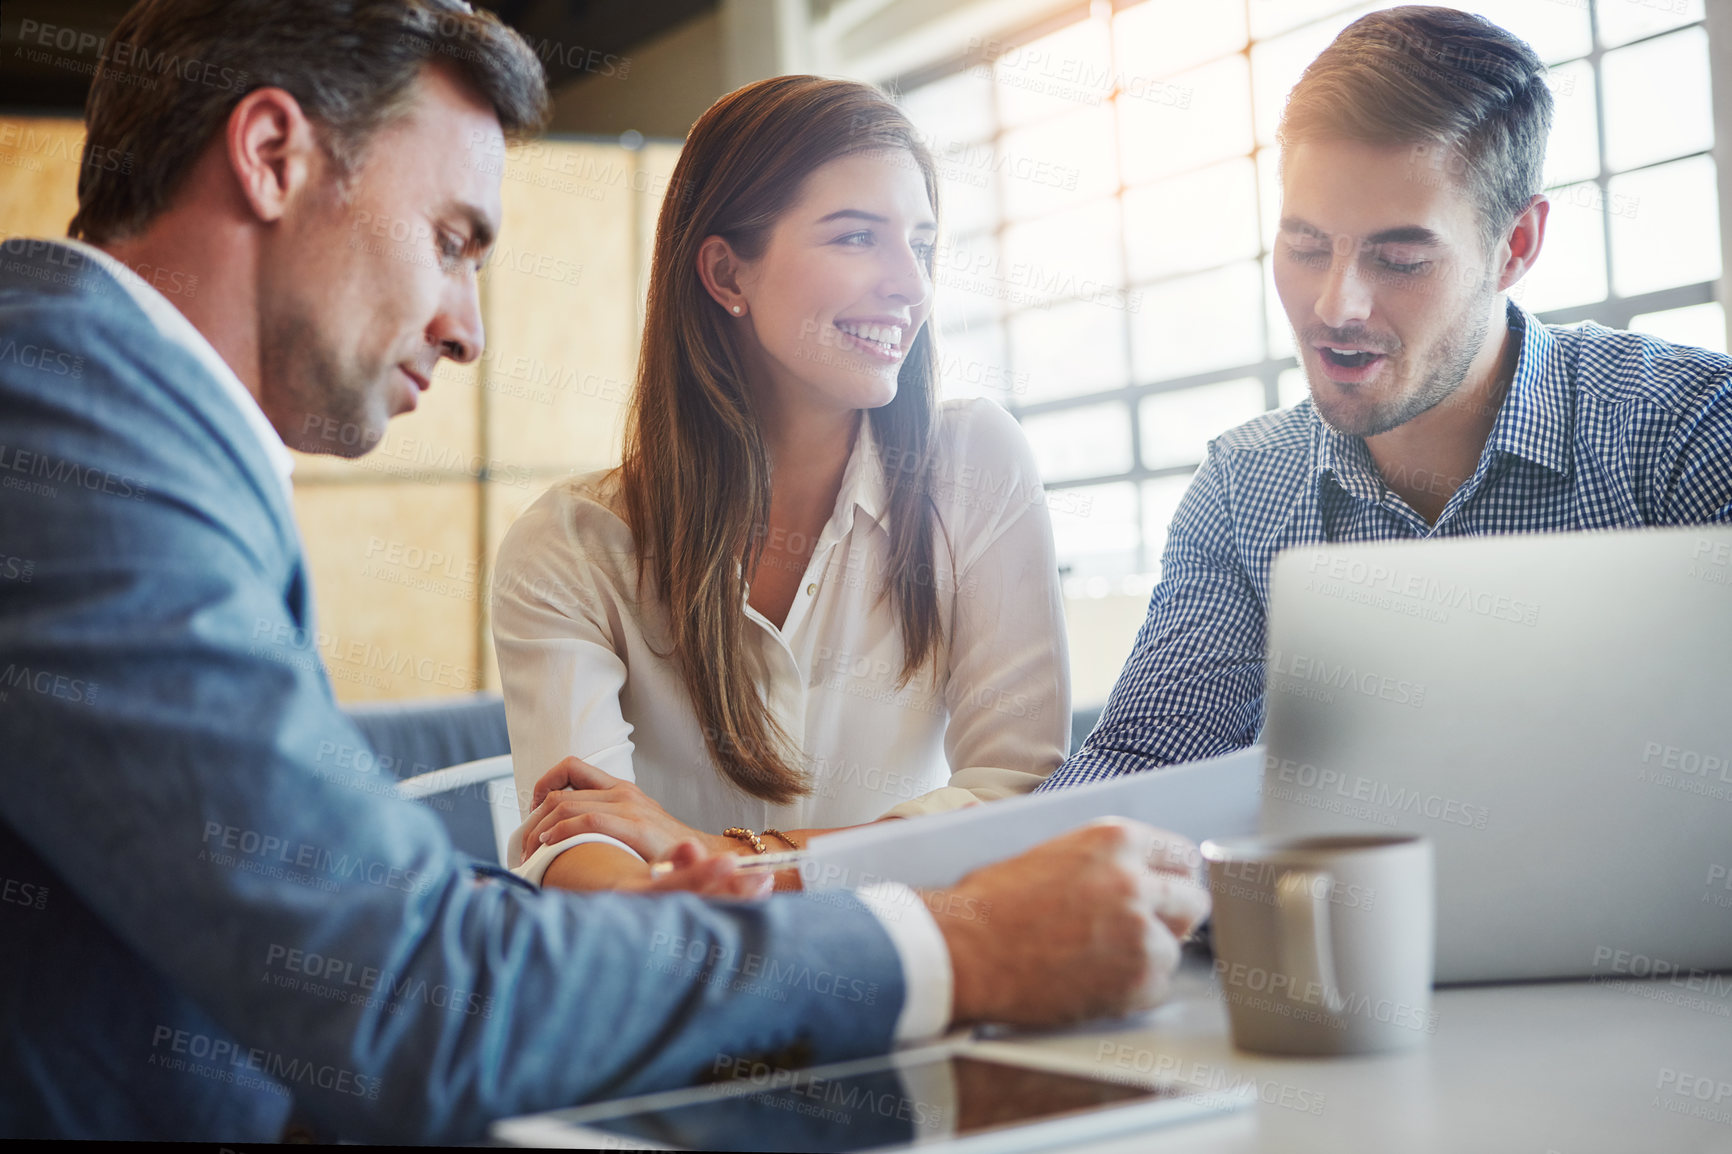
896 0 1719 591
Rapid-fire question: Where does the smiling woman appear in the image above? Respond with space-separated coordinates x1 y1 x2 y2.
490 76 1071 894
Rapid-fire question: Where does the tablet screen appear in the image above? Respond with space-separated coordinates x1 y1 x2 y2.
580 1054 1189 1151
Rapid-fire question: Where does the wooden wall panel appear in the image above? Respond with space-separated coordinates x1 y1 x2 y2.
635 142 684 322
477 478 557 694
0 118 82 240
291 480 483 703
483 141 638 476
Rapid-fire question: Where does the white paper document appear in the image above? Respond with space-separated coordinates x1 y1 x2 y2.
799 746 1265 891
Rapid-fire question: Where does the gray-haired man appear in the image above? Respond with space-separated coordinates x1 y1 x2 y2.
0 0 1206 1141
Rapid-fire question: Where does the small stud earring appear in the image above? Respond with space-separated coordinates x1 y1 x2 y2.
731 305 743 315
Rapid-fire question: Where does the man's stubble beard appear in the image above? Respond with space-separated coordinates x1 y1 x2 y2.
260 181 393 459
260 303 389 459
1310 278 1497 439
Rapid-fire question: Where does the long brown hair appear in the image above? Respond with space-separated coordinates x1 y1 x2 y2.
619 75 942 805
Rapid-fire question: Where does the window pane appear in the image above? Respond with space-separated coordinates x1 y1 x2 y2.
1511 180 1607 312
898 0 1724 602
931 151 1000 239
1263 252 1295 358
1251 13 1364 146
1131 262 1266 383
1257 145 1282 252
1139 378 1269 469
1002 199 1124 308
1256 162 1296 359
1119 54 1253 185
1628 301 1726 355
1602 28 1712 172
1022 404 1134 482
1142 473 1197 579
937 323 1023 403
1597 0 1704 50
1609 155 1721 297
1115 0 1248 81
992 17 1114 130
934 234 1003 328
1250 2 1595 143
900 66 996 146
1000 105 1118 220
1467 0 1593 64
1248 0 1361 40
1049 481 1139 580
1124 159 1260 282
1009 298 1129 402
1543 61 1599 188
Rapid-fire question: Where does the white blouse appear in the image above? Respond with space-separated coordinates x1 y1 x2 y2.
492 398 1071 880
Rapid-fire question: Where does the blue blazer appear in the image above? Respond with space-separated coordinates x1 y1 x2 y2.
0 239 907 1142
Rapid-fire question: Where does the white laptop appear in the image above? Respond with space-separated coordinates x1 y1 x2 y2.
1259 525 1732 983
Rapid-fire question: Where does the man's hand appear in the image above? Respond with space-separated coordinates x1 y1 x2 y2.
538 839 773 899
522 756 731 863
926 818 1208 1027
624 841 772 900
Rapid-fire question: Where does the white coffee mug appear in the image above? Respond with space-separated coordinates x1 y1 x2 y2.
1201 833 1435 1056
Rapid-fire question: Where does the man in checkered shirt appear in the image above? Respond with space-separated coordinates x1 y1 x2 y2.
1041 6 1732 791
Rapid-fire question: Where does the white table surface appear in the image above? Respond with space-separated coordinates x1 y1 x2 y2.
977 950 1732 1154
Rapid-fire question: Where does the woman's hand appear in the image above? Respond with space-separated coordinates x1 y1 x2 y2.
522 756 734 864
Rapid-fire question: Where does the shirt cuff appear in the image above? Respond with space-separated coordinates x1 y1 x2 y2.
513 833 644 887
853 882 953 1044
878 786 984 821
878 768 1050 821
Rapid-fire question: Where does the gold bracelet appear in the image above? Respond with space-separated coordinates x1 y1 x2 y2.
723 826 768 854
763 828 803 851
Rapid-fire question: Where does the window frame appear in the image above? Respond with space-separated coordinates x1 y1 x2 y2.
894 0 1720 580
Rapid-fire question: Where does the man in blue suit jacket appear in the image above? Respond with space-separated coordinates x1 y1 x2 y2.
0 1 1208 1143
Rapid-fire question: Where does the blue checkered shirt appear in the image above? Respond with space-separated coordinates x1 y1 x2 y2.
1039 303 1732 789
